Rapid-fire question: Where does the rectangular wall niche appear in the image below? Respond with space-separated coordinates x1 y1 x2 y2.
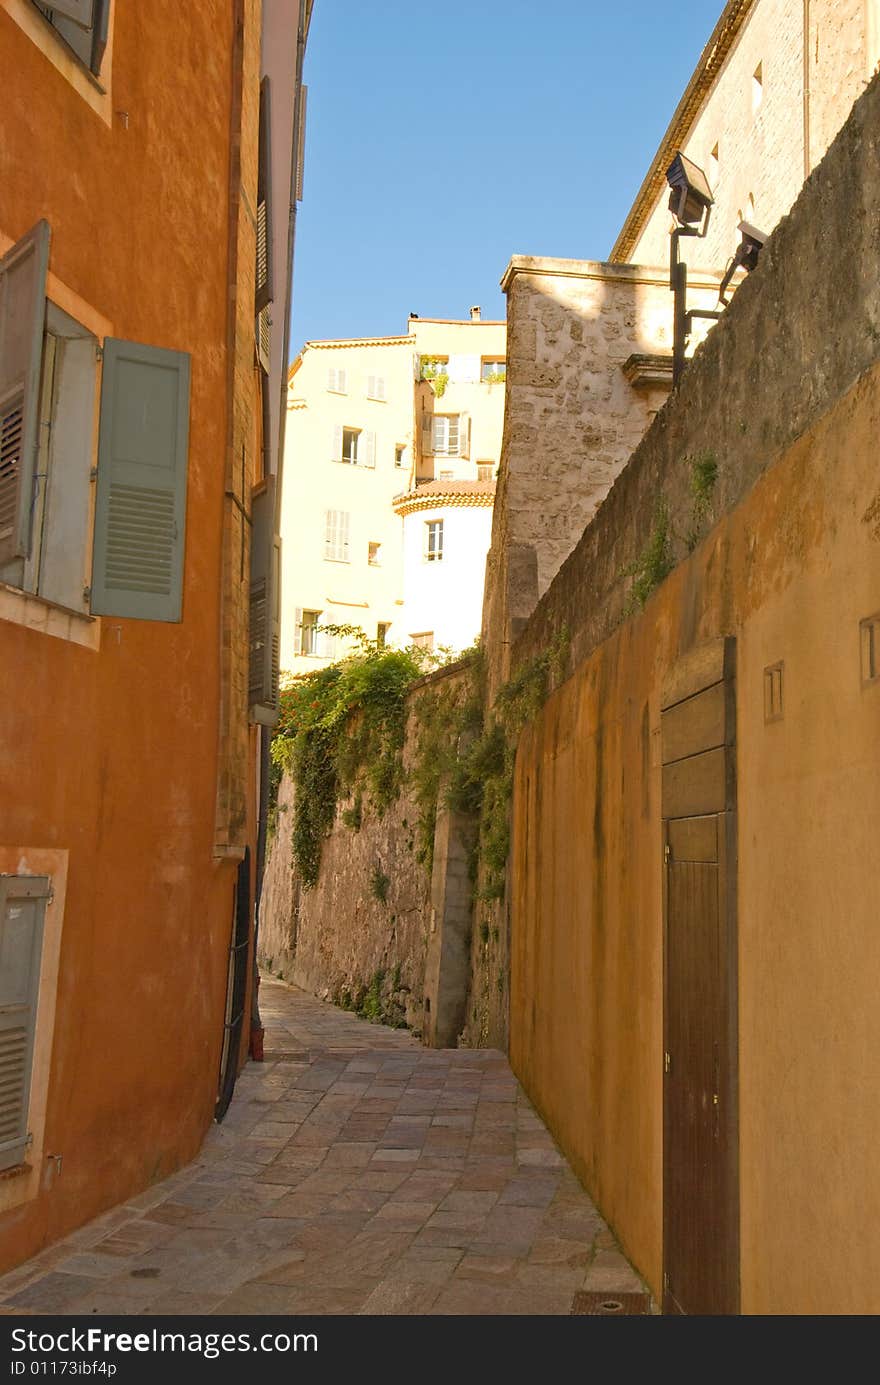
763 662 784 723
860 615 880 686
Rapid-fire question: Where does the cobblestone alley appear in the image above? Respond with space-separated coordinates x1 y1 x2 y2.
0 979 647 1316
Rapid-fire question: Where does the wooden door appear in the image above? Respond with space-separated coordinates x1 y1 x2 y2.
661 638 739 1315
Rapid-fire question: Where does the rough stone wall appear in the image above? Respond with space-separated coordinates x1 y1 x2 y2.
515 68 880 684
259 662 473 1033
481 259 721 699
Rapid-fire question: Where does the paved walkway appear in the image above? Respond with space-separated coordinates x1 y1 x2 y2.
0 978 648 1316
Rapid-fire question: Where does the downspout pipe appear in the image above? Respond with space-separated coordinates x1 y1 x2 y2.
251 0 310 1054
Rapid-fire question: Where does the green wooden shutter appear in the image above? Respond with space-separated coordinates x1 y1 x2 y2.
249 477 281 726
0 875 50 1173
91 339 191 622
0 221 50 567
255 78 273 315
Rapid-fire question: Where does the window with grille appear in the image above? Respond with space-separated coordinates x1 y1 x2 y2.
324 510 350 562
425 519 443 562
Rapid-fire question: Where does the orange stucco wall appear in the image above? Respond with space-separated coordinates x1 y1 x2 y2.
510 363 880 1312
0 2 260 1268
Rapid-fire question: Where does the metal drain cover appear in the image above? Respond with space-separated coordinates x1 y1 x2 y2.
570 1290 651 1315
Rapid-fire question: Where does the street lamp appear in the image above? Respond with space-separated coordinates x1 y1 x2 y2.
666 151 723 385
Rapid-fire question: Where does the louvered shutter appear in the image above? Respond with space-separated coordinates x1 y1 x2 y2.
332 424 342 461
90 339 191 622
458 411 471 459
249 476 281 726
255 79 273 315
420 415 434 458
295 85 307 203
338 368 347 393
0 875 49 1173
0 221 50 567
362 431 376 468
340 511 350 560
293 606 303 656
325 508 336 558
257 305 271 374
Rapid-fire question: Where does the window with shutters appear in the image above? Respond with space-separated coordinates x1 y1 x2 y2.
432 416 459 457
333 426 375 468
395 444 406 468
425 519 443 562
31 0 110 76
301 609 321 656
410 631 434 651
366 375 386 401
477 463 495 482
327 367 347 393
324 509 350 562
1 222 192 630
0 875 50 1173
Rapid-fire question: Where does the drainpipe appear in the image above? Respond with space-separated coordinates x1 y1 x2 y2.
803 0 811 179
251 0 310 1056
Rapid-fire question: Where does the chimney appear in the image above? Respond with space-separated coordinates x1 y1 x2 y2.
469 305 481 322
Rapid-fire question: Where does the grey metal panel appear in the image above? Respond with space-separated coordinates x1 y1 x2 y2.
90 338 191 622
0 221 50 566
46 0 94 26
0 876 49 1172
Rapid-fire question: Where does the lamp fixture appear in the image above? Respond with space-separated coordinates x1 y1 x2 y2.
665 151 722 385
717 220 768 304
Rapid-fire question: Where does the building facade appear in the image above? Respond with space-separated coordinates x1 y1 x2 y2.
612 0 879 271
281 312 505 671
0 0 308 1272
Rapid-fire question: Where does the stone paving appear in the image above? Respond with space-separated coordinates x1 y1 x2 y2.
0 977 649 1316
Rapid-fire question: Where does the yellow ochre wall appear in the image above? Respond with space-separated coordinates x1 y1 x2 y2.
510 363 880 1313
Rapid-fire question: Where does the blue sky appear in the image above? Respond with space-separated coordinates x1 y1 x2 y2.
291 0 721 351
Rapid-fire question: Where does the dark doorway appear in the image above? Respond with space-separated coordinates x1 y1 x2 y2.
661 638 739 1314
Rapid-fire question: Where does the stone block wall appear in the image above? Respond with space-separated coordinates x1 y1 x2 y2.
258 661 476 1036
481 257 721 698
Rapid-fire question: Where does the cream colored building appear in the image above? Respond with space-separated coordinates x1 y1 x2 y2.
280 312 506 673
612 0 880 273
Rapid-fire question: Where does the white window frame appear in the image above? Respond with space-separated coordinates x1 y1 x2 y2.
300 609 322 656
327 366 348 394
425 519 444 562
366 374 386 401
432 415 459 457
